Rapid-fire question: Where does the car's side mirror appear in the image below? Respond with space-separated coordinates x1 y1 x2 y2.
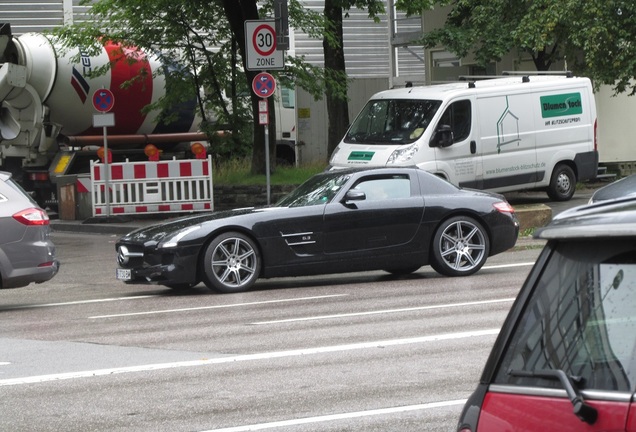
345 189 366 203
430 125 454 148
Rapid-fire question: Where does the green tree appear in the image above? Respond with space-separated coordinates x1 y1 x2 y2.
394 0 636 94
56 0 329 174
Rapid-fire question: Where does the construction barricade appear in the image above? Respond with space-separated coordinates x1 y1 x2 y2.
88 156 214 217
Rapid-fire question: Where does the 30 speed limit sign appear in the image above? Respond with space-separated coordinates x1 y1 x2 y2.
245 20 284 71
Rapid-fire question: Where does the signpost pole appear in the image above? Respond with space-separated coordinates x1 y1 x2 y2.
264 122 271 205
92 88 115 218
103 125 110 217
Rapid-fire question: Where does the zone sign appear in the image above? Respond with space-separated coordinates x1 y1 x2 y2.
245 20 284 71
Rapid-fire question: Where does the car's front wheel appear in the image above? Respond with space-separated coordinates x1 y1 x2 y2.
430 216 490 277
202 232 261 293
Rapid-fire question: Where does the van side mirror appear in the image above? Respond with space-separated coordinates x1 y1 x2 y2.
430 125 454 148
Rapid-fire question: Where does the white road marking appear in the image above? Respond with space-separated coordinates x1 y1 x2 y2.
2 295 158 311
200 399 468 431
0 362 10 366
483 262 535 269
88 294 349 319
250 298 515 325
0 328 499 387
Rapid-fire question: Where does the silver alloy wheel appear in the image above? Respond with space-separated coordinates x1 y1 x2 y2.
555 171 572 196
434 218 488 275
205 234 260 292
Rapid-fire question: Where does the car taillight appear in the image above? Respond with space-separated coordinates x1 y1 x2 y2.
12 208 50 226
493 201 515 213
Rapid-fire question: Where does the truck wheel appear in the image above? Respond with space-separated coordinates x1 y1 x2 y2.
202 232 261 293
430 216 489 277
547 164 576 201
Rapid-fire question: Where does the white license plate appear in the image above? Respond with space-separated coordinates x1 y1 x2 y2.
116 268 132 281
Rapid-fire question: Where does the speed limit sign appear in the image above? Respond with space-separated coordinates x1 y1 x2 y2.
245 20 285 71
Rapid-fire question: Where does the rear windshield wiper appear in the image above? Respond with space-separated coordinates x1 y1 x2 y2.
508 369 597 425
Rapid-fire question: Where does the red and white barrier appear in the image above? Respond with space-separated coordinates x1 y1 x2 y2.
89 156 213 216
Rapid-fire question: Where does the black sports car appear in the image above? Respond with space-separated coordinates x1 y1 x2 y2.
115 167 519 293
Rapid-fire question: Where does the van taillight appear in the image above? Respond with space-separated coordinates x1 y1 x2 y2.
12 208 50 226
594 119 598 151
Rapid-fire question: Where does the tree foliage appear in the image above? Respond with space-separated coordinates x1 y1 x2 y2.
55 0 336 172
397 0 636 94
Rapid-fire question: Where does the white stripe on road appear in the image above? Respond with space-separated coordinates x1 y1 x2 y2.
250 298 515 325
483 262 535 269
88 294 349 319
0 328 499 386
2 295 158 311
200 399 468 432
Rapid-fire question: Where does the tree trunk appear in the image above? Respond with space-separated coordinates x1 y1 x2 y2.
323 0 350 159
221 0 276 175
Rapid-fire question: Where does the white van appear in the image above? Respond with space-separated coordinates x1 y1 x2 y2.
329 75 598 201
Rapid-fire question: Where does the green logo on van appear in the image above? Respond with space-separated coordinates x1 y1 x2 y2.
348 151 375 161
540 93 583 118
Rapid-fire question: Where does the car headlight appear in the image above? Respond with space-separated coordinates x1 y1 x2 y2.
387 143 419 164
160 225 202 248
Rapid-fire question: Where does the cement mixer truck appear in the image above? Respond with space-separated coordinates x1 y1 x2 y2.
0 23 209 208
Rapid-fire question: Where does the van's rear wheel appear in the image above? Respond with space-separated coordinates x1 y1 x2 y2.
547 164 576 201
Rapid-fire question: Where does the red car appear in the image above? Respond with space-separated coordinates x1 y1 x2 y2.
458 197 636 432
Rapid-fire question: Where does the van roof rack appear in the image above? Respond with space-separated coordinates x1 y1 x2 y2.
502 71 573 78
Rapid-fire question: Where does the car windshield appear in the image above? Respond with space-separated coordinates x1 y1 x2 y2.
275 172 351 208
495 238 636 392
344 99 442 145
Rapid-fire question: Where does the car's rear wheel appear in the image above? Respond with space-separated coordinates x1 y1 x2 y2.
202 232 261 293
430 216 489 277
547 164 576 201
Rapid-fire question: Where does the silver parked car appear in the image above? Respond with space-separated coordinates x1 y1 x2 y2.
0 171 59 288
589 173 636 203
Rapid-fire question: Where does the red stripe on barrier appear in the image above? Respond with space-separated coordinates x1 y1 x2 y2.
136 206 148 212
113 207 125 214
93 166 101 181
134 164 146 179
157 163 169 178
76 179 90 194
111 165 123 180
180 162 192 177
182 204 194 211
204 203 211 209
202 161 209 176
159 204 171 211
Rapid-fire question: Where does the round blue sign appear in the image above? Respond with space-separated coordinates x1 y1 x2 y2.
252 72 276 98
93 89 115 112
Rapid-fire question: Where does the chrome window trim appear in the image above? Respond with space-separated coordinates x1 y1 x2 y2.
488 384 633 402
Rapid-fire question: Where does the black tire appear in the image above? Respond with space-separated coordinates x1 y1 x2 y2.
384 266 420 276
547 164 576 201
430 216 490 277
201 232 261 293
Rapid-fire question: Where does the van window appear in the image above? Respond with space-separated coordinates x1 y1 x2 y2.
344 99 442 145
438 100 471 143
494 239 636 393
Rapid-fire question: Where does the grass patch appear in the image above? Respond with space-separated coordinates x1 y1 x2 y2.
214 158 327 185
